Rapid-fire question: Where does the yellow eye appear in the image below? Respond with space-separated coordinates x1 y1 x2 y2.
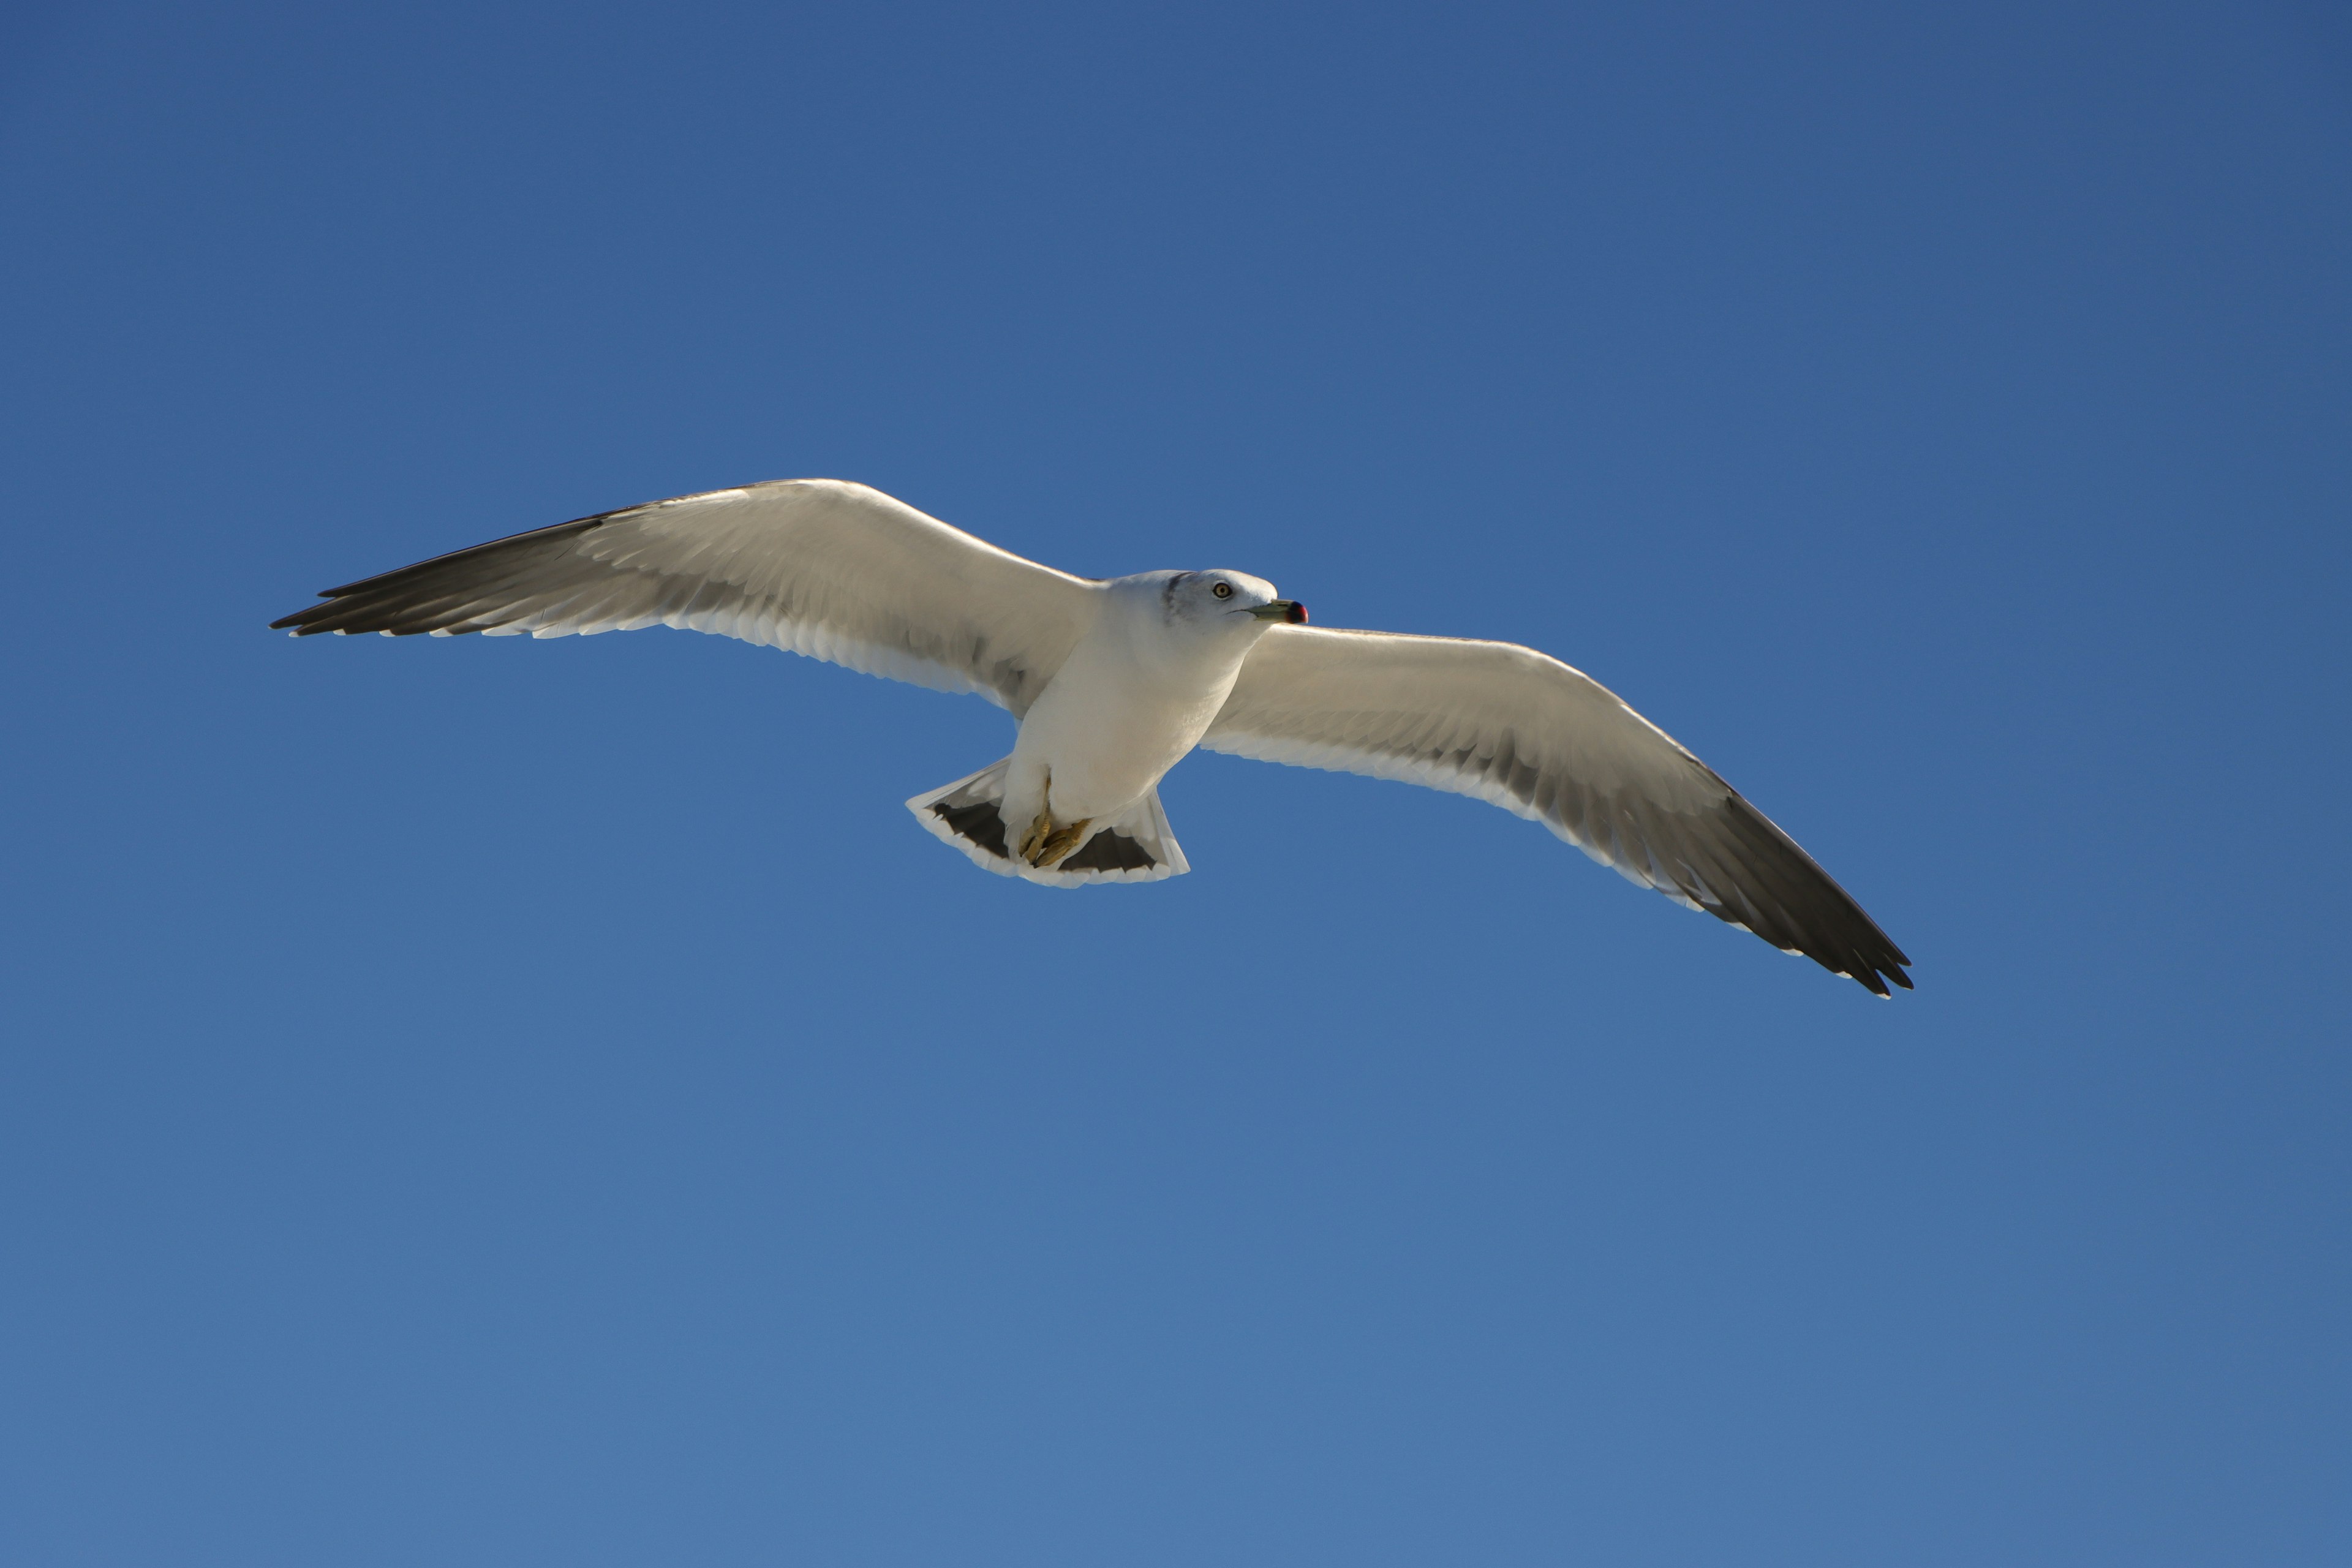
1212 582 1233 599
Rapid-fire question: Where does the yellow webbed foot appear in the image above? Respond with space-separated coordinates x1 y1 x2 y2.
1017 809 1054 864
1031 818 1093 867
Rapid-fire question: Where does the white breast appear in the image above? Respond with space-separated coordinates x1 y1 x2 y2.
1009 584 1254 820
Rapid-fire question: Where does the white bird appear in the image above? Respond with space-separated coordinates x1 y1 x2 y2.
274 478 1911 993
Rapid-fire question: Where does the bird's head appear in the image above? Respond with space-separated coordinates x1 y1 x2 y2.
1159 570 1308 634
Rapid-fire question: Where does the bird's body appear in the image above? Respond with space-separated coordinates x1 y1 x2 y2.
273 478 1912 993
998 570 1290 871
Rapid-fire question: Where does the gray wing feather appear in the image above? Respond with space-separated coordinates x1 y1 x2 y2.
271 480 1098 715
1202 625 1911 995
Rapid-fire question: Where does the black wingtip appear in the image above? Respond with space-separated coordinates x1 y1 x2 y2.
269 597 350 635
1839 949 1915 997
266 512 613 639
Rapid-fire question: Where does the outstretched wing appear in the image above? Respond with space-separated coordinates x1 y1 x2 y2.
1202 625 1910 994
271 479 1099 716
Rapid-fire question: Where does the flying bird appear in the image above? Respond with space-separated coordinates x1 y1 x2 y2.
273 479 1911 994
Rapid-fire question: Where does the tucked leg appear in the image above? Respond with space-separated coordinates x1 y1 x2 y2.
1033 818 1093 867
1014 768 1091 867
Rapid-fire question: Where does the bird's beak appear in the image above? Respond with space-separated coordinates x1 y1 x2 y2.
1250 600 1308 624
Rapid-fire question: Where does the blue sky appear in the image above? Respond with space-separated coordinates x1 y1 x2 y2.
2 2 2346 1562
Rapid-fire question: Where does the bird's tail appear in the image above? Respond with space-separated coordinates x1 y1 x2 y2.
906 758 1189 886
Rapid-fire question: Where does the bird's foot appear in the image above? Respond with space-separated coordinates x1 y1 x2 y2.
1021 813 1093 867
1036 818 1091 866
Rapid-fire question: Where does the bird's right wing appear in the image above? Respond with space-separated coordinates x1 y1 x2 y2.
1202 625 1910 994
271 479 1099 716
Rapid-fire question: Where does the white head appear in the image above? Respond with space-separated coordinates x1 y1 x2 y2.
1141 570 1308 636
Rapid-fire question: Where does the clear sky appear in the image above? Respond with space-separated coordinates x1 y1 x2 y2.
2 2 2346 1562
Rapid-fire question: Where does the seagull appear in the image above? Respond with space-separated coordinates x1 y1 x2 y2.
273 478 1911 994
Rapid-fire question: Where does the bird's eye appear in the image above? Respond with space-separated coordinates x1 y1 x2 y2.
1212 582 1233 599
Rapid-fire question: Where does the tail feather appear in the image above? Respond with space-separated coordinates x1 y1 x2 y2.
906 758 1188 886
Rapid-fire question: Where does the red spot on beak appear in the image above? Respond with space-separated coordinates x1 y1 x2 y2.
1286 601 1308 624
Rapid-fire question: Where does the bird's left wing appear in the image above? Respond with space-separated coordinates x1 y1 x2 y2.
1202 625 1910 994
271 480 1098 716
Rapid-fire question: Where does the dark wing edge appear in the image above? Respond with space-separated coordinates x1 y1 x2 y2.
1222 720 1913 996
1666 783 1912 997
270 514 609 637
